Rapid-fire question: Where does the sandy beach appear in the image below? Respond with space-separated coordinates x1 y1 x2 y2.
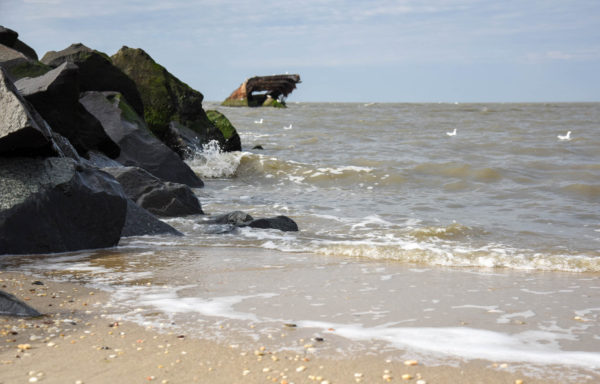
2 269 594 384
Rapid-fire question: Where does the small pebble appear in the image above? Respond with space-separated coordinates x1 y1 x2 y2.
383 374 393 381
404 359 418 366
402 373 413 380
416 380 427 384
242 370 250 376
296 365 306 372
515 380 524 384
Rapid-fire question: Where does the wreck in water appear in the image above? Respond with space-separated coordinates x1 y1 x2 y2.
222 74 301 107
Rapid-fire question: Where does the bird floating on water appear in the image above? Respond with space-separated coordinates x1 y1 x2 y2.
557 131 571 141
283 124 293 130
254 118 263 124
446 128 457 136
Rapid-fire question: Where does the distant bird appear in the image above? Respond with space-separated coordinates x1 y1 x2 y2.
557 131 571 141
446 128 457 136
283 124 293 130
254 118 263 124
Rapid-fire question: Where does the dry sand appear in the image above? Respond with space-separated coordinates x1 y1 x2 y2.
0 270 594 384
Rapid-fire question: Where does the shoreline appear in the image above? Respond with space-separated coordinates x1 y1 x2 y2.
2 270 594 384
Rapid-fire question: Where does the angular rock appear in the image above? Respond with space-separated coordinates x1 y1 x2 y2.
205 110 242 152
41 43 144 117
80 91 203 187
0 26 18 47
212 211 254 226
1 43 49 81
15 62 120 158
247 216 299 232
0 290 41 317
103 166 203 217
12 39 38 61
199 211 298 232
0 157 127 255
0 66 57 157
111 47 229 150
121 199 182 237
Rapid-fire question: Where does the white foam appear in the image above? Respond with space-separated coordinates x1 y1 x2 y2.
296 320 600 369
187 141 245 178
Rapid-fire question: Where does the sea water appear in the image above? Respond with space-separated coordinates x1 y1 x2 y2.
2 102 600 381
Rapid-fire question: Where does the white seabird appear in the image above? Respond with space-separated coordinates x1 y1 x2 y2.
557 131 571 141
447 128 457 136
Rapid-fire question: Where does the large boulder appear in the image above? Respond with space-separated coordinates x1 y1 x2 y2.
103 166 203 217
110 47 229 150
0 26 18 47
121 199 182 237
41 43 144 117
0 44 49 81
0 67 57 157
15 62 120 158
0 157 127 255
79 91 204 187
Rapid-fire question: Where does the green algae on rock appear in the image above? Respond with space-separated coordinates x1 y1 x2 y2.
205 110 242 152
110 46 228 150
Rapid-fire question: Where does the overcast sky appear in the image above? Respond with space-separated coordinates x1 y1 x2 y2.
2 0 599 102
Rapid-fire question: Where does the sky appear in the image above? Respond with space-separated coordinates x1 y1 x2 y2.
2 0 599 102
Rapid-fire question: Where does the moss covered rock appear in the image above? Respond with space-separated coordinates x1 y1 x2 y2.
205 110 241 151
0 44 50 81
110 47 224 146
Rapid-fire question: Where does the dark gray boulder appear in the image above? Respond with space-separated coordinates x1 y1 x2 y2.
212 211 254 226
199 211 298 232
0 157 127 255
0 290 41 317
121 199 182 237
12 39 38 61
15 62 120 158
41 43 144 117
80 91 203 188
103 166 203 217
0 26 18 47
247 216 299 232
0 66 57 157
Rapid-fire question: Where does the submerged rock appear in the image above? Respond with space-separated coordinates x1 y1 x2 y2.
247 216 299 232
15 62 120 158
200 211 299 232
79 91 203 188
0 290 41 317
104 166 203 217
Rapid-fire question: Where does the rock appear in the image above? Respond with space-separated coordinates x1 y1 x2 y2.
0 290 41 317
0 26 18 47
12 39 38 61
15 62 120 158
212 211 254 226
79 91 203 188
111 46 229 150
199 211 298 232
252 145 264 150
205 110 242 152
0 44 50 80
103 166 203 217
247 216 299 232
121 199 182 237
0 66 57 157
41 43 144 117
0 157 127 255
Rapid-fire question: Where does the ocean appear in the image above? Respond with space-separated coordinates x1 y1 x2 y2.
3 102 600 381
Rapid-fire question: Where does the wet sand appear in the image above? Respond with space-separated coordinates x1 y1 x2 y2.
1 270 596 384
